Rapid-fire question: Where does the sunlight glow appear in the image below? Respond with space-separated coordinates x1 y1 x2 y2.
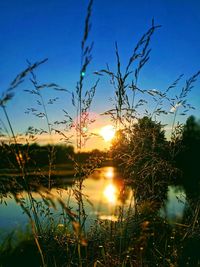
100 125 115 142
103 184 117 204
105 168 114 179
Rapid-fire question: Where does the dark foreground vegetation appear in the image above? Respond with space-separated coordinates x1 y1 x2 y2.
0 0 200 266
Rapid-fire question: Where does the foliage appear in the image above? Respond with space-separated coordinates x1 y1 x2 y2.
175 115 200 199
111 117 177 205
1 0 200 266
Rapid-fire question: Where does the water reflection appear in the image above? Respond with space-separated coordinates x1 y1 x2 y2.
81 167 133 222
101 167 131 207
83 167 132 207
103 183 117 204
98 215 118 222
0 166 186 233
103 167 119 205
104 167 114 179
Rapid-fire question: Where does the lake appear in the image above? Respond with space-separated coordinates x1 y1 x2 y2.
0 166 186 239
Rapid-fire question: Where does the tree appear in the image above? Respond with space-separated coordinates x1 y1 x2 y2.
111 117 175 206
176 115 200 199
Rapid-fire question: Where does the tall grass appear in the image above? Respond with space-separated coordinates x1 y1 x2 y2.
1 1 100 266
0 0 200 266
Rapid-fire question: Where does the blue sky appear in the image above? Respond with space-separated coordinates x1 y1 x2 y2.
0 0 200 148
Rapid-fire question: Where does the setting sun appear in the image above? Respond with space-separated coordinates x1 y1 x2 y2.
100 125 115 142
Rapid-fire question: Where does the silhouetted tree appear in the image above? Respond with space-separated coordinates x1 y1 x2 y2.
111 117 176 206
111 129 128 166
176 115 200 200
54 145 74 165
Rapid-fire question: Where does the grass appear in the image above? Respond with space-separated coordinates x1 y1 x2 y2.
0 203 199 267
0 0 200 266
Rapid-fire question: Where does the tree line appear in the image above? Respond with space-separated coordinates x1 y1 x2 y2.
111 115 200 203
0 143 106 169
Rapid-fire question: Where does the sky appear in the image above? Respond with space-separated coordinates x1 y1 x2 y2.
0 0 200 150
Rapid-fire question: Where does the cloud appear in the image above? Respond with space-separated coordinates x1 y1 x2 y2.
170 102 182 112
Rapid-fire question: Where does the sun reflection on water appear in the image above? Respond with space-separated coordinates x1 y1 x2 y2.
98 215 118 221
103 183 117 204
0 166 185 229
105 167 114 179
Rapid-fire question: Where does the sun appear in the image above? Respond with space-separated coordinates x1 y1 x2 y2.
100 125 115 142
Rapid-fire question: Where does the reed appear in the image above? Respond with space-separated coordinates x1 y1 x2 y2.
0 0 200 266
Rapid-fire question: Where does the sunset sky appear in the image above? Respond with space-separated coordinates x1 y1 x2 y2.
0 0 200 150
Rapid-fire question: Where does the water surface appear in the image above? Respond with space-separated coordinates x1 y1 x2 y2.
0 166 186 237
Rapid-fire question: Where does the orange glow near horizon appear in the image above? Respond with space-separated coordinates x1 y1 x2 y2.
6 115 116 151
